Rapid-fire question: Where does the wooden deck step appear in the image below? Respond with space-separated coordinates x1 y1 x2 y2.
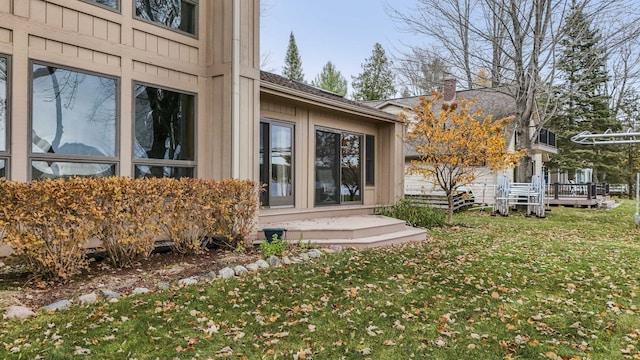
258 215 428 249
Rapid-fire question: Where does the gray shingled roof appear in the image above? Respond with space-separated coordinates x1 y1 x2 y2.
260 71 398 121
367 87 518 158
365 87 517 120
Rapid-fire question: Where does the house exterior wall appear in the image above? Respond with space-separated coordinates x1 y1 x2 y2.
0 0 260 182
259 94 404 220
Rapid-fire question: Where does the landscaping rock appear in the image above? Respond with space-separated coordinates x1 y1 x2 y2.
156 281 171 290
245 263 260 271
4 305 35 320
322 248 336 254
329 245 343 253
178 277 198 286
234 265 248 276
298 253 310 261
289 256 302 263
266 255 281 267
78 292 98 305
282 256 292 265
255 259 270 269
43 300 72 312
219 267 235 279
307 249 322 259
201 271 218 281
131 288 150 295
99 290 121 301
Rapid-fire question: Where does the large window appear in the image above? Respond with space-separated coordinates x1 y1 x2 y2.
315 128 363 206
135 0 197 36
260 120 294 207
30 63 118 179
0 55 8 178
133 83 195 178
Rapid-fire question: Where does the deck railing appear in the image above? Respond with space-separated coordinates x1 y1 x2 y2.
549 183 609 200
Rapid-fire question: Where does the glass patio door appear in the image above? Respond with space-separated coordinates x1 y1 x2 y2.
260 121 294 207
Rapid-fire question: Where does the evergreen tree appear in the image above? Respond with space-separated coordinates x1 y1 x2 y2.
351 43 396 100
311 61 348 96
282 32 304 82
546 0 620 182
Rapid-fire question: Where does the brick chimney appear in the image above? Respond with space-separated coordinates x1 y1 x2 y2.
443 78 456 102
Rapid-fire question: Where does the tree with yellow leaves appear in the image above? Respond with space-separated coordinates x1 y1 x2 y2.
403 91 524 223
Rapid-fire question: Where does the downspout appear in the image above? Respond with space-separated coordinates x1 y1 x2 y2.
231 0 241 178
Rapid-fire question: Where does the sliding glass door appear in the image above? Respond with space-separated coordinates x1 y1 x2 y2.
260 120 294 207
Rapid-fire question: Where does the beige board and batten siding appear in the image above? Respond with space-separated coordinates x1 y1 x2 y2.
260 91 405 220
0 0 261 181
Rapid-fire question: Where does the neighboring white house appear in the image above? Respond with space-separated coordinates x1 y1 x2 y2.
366 80 558 205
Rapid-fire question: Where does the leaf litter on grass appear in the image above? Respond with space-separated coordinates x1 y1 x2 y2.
1 202 640 359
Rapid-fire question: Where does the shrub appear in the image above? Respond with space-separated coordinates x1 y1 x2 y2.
0 178 101 280
160 178 217 255
92 177 166 268
375 198 446 228
209 179 261 250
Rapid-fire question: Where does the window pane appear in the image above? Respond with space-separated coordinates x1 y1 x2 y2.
135 0 196 35
32 161 115 179
271 125 292 198
134 84 195 162
365 134 375 186
31 64 117 157
315 130 340 205
134 165 193 179
0 159 5 178
0 57 7 152
259 122 268 205
87 0 118 9
341 133 361 202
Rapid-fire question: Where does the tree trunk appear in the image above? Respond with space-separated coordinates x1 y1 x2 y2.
447 193 454 224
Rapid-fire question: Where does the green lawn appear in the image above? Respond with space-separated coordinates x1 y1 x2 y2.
2 202 640 359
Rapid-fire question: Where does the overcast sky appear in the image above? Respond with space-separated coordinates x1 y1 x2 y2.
260 0 420 95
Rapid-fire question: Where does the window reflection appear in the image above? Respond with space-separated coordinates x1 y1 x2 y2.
32 161 115 179
0 160 5 178
0 57 7 153
31 64 117 157
135 165 193 179
135 0 196 35
315 129 363 205
341 133 362 202
134 84 195 178
315 130 340 205
87 0 118 9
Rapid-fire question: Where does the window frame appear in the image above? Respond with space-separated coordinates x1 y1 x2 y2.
133 0 198 38
314 126 364 206
260 118 295 208
28 60 120 180
0 54 10 179
131 81 197 178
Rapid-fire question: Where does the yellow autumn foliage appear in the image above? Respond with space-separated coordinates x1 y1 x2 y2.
403 91 525 222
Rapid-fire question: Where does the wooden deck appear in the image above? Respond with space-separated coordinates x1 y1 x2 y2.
257 215 428 249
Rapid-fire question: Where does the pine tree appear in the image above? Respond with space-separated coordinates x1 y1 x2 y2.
546 0 620 182
351 43 396 100
311 61 348 96
282 32 304 82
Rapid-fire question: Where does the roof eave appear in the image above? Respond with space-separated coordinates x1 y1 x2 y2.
260 82 402 124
